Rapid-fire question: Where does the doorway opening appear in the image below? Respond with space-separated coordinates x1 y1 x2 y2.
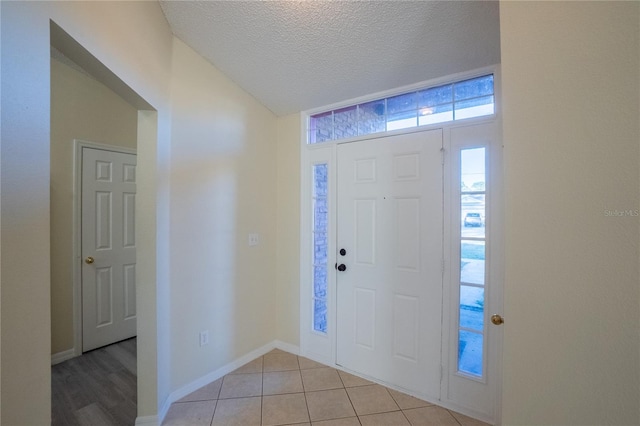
49 21 158 424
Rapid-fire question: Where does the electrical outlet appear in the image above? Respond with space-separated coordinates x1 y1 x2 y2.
199 330 209 347
248 233 259 246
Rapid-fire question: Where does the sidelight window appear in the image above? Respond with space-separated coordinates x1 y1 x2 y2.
458 147 486 377
312 164 329 333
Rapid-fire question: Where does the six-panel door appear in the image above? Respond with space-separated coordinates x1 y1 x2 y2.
336 129 443 399
82 147 137 352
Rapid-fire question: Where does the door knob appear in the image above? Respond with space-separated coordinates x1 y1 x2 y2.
85 256 95 265
490 314 504 325
337 264 347 272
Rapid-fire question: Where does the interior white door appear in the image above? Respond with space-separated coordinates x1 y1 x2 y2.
82 147 137 352
336 129 443 399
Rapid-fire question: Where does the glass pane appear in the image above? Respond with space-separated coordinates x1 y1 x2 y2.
313 298 327 333
313 232 327 265
461 194 485 238
313 164 328 197
309 112 333 143
418 84 453 107
461 240 485 285
313 266 327 297
454 75 494 101
461 147 485 192
334 106 358 140
313 198 327 230
312 161 328 334
387 112 417 131
418 103 453 126
358 101 386 136
455 95 494 120
387 92 417 131
387 92 416 115
460 285 484 331
458 330 483 376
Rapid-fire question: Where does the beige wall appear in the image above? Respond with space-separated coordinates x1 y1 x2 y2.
276 113 302 345
50 58 138 355
500 2 639 424
168 38 278 389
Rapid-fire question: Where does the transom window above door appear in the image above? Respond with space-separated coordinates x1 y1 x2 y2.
307 74 494 144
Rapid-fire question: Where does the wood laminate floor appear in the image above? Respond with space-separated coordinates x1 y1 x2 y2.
52 338 137 426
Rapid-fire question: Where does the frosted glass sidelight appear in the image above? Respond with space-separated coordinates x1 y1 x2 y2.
314 299 328 334
312 163 329 333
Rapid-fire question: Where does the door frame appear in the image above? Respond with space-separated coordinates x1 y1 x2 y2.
300 123 502 421
299 66 503 423
72 139 137 357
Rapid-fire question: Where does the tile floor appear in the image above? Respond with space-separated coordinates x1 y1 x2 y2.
163 349 491 426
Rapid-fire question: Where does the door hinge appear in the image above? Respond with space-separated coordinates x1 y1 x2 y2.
440 147 445 165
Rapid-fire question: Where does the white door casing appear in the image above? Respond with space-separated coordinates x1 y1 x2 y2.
82 147 137 352
300 120 503 425
336 129 444 399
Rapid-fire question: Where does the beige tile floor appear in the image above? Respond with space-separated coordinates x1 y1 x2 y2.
163 349 491 426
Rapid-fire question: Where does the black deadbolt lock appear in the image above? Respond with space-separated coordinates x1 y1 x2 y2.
339 248 347 256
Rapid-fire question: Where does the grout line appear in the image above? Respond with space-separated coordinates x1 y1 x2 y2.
299 358 313 424
260 357 265 426
399 408 412 426
448 408 464 426
208 399 216 426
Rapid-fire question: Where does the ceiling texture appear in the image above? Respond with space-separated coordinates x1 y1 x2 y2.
159 1 501 116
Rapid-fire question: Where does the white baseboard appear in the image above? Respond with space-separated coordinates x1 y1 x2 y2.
134 414 158 426
51 349 76 365
157 340 298 424
273 340 300 355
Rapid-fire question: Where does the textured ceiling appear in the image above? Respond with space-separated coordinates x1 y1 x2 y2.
159 1 500 116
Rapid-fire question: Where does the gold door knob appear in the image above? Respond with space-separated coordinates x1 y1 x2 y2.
85 256 95 264
490 314 504 325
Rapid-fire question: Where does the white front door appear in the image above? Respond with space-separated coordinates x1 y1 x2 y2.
82 147 137 352
336 129 443 399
